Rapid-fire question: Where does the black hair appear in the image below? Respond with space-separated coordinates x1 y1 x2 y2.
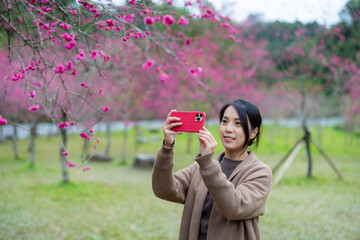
219 99 262 150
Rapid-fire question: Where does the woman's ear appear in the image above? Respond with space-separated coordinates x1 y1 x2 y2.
250 127 258 140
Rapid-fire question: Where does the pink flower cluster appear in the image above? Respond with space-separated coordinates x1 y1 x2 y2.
142 60 154 69
101 105 110 112
0 118 7 125
159 73 169 82
10 61 38 81
76 49 85 60
53 61 74 74
58 121 75 128
80 132 91 140
162 15 175 25
40 6 52 12
65 161 90 172
78 0 100 17
189 66 203 76
59 23 71 29
27 90 36 98
68 7 78 16
80 82 90 88
144 17 155 25
29 105 39 111
177 16 189 25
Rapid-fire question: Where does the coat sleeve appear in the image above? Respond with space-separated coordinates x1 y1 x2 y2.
152 144 195 204
196 154 272 220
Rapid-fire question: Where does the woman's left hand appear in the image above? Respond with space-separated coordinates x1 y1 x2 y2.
198 126 217 156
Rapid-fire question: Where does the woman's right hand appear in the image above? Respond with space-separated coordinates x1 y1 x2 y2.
162 110 183 147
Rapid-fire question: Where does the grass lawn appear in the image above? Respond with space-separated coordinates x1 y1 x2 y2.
0 124 359 239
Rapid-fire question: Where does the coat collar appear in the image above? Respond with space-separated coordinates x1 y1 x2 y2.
216 151 258 181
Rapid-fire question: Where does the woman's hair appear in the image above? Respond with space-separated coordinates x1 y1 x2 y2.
219 99 262 150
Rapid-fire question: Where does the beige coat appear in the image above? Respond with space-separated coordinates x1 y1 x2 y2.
152 144 272 240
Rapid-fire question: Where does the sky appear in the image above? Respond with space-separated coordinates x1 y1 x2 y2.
209 0 349 27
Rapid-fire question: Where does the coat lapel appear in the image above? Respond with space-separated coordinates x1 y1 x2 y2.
189 171 208 239
228 151 257 181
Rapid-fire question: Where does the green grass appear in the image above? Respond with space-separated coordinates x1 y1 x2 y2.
0 125 359 239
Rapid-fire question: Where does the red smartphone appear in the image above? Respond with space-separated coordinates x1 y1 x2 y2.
170 111 206 132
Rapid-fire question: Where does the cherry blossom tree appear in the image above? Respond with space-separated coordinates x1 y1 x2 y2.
0 0 240 182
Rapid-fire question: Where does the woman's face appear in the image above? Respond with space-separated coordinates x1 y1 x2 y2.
219 105 247 153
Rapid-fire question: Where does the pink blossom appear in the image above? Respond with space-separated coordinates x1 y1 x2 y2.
65 40 76 49
104 56 110 62
66 61 73 70
96 138 100 143
185 1 192 6
101 105 110 112
98 89 104 95
62 152 69 156
61 33 74 42
177 16 189 25
77 49 85 60
82 166 90 172
65 161 76 167
27 90 36 98
185 38 191 45
145 31 151 36
228 35 236 40
11 72 24 81
0 118 7 125
59 23 71 29
162 15 175 25
94 12 101 18
53 64 65 74
159 73 169 82
89 129 94 133
93 145 97 150
142 60 154 69
144 17 155 25
70 121 75 126
80 132 91 140
90 50 98 59
29 105 39 111
90 8 98 13
80 82 90 88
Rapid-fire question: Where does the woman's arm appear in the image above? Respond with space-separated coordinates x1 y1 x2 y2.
152 110 193 204
152 143 195 204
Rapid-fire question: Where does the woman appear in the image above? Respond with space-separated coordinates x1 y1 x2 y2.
152 99 272 240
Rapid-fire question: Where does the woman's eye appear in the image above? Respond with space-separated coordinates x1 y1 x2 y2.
235 122 242 126
221 119 228 124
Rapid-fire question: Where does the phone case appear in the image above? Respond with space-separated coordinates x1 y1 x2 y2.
170 111 206 132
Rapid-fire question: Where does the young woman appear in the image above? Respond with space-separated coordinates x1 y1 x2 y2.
152 99 272 240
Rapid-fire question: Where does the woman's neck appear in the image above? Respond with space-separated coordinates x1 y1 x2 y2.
224 148 249 161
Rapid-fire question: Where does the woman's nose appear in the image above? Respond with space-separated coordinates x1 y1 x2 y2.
225 124 233 132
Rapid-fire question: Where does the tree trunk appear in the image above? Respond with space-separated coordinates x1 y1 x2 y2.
121 125 128 165
12 115 19 160
60 111 69 184
29 115 39 168
0 125 3 142
105 120 111 156
303 125 312 178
